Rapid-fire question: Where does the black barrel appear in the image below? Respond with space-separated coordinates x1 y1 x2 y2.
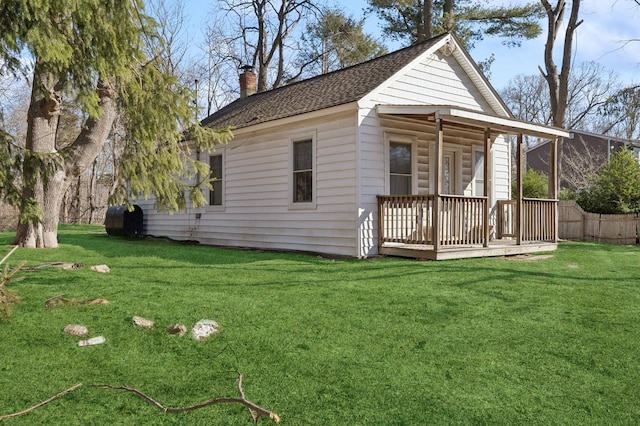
104 205 143 236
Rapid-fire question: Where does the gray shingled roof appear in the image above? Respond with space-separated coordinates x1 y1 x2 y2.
201 33 449 130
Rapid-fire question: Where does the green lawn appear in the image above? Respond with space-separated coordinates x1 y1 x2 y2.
1 225 638 425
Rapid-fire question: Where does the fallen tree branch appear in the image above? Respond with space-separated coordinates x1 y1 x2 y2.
21 262 83 271
92 375 280 423
238 373 259 421
0 375 279 423
0 383 83 421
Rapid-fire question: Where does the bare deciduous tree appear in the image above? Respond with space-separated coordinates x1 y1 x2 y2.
562 137 608 191
215 0 320 92
539 0 582 129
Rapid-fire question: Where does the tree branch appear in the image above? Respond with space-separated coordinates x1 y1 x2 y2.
92 374 280 422
0 374 279 423
0 383 83 421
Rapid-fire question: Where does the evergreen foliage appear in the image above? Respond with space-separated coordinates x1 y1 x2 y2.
298 9 387 75
0 0 233 239
366 0 544 48
577 149 640 214
512 168 549 199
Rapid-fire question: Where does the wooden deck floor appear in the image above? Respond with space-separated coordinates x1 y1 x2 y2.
379 239 557 260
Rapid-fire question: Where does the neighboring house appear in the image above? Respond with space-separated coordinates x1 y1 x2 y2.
136 33 569 260
526 130 640 189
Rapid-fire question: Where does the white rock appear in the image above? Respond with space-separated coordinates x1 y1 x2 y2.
90 264 110 273
64 324 89 337
192 319 220 341
132 316 154 329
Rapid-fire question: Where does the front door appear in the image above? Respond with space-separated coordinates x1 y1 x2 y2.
442 150 457 195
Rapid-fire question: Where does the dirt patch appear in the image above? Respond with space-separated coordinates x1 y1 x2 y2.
506 254 554 261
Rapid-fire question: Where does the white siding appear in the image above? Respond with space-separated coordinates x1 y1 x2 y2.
493 135 511 201
362 51 495 112
356 51 511 257
140 40 514 259
140 111 360 257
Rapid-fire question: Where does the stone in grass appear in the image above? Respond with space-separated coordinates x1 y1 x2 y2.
132 315 154 329
64 324 89 337
167 323 187 336
192 319 220 341
90 264 110 273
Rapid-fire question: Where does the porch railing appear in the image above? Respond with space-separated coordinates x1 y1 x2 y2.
497 198 557 242
377 195 487 247
377 195 435 244
439 195 487 246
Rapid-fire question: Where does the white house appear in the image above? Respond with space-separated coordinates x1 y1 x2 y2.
136 33 569 260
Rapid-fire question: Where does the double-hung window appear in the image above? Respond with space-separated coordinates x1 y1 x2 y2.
293 139 313 203
209 154 223 206
389 142 413 195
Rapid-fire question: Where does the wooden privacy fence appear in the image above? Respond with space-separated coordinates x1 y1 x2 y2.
558 201 640 244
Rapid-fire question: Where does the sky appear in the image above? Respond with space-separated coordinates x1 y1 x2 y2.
181 0 640 91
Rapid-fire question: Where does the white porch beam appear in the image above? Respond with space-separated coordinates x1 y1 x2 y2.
376 105 571 139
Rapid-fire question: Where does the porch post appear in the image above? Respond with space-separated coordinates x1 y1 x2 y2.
483 128 491 247
549 136 559 198
433 115 443 252
516 133 523 245
550 136 559 242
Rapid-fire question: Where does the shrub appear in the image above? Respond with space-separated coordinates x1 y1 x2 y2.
512 168 549 199
559 188 578 200
577 149 640 214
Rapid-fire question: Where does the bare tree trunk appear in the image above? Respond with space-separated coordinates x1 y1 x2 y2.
540 0 582 128
72 175 82 223
443 0 454 32
424 0 433 39
14 66 65 248
14 73 118 248
539 0 582 190
88 159 98 224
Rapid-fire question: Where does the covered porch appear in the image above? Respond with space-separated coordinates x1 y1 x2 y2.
375 105 571 260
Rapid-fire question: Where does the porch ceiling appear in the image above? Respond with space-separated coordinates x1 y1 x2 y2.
376 105 571 140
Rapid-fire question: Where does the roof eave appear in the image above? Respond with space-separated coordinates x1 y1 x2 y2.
376 104 571 139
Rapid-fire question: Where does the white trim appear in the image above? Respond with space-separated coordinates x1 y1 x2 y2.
288 131 317 210
205 149 225 212
225 102 358 137
471 145 485 197
442 145 463 195
376 104 571 139
384 132 418 194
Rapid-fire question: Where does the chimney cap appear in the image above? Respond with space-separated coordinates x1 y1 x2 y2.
240 65 254 72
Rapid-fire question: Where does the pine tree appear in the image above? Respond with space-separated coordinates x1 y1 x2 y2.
366 0 544 49
0 0 232 248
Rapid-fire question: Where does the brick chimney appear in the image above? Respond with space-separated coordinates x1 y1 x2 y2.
239 65 257 98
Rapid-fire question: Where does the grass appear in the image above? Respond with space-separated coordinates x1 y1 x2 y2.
0 225 639 425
